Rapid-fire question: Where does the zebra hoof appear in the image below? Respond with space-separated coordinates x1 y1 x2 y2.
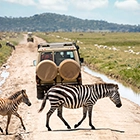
48 127 52 131
74 124 79 128
91 126 95 130
6 131 8 135
67 126 71 129
23 126 26 130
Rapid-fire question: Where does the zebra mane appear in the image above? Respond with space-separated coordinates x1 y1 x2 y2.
8 90 23 100
105 83 118 89
84 83 118 89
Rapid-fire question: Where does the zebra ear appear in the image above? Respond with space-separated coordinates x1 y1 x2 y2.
21 89 26 93
115 84 119 89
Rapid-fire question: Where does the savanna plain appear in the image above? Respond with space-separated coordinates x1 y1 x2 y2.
0 32 140 140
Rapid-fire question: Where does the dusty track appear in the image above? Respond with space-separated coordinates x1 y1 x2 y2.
0 35 140 140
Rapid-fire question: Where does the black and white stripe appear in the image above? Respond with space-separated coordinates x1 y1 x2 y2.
39 83 122 131
6 41 15 50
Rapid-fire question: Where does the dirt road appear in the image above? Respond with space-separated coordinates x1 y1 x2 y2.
0 35 140 140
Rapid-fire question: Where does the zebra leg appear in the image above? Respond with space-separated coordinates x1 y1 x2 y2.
12 45 15 50
6 114 12 135
0 127 3 133
74 106 87 128
88 105 95 129
13 112 26 130
46 107 57 131
57 106 71 129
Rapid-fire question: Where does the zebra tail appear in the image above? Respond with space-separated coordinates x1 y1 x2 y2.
38 93 48 113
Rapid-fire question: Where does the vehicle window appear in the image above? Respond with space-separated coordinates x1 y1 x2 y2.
64 51 74 59
54 52 63 66
41 52 53 61
54 51 74 66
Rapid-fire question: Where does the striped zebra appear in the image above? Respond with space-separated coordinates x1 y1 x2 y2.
0 89 31 135
8 90 23 100
6 41 15 50
39 83 122 131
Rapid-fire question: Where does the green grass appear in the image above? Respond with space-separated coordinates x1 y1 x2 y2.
35 32 140 93
0 32 24 66
0 45 12 66
2 31 139 92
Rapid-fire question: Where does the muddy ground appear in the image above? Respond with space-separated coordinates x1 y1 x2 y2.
0 35 140 140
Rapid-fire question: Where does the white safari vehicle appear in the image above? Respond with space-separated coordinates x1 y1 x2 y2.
27 32 34 42
34 42 84 99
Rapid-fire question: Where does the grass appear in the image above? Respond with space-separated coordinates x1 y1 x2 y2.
1 31 139 92
35 32 140 93
0 32 24 66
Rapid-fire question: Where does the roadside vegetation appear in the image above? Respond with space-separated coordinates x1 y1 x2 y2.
0 32 23 66
1 32 139 93
35 32 140 93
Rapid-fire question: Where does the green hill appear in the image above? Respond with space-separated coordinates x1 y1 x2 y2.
0 13 140 32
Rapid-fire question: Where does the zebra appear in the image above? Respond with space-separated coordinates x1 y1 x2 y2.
0 89 31 135
8 90 24 100
6 41 15 50
39 83 122 131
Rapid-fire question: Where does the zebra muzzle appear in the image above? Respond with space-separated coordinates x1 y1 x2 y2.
27 102 31 106
116 103 122 108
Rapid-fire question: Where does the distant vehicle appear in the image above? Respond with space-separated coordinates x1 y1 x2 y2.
34 42 84 99
27 32 34 42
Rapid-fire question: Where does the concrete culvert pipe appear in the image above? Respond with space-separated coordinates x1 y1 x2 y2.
36 60 57 81
59 59 80 81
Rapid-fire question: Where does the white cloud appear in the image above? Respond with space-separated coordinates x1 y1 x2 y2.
37 0 109 12
70 0 109 11
38 0 68 11
115 0 140 11
3 0 109 11
3 0 36 5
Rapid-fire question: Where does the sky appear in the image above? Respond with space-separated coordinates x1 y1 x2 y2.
0 0 140 25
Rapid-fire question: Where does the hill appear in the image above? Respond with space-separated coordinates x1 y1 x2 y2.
0 13 140 32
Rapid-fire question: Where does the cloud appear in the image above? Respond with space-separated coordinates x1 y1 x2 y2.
115 0 140 11
38 0 68 11
3 0 36 6
70 0 108 11
37 0 109 12
3 0 109 11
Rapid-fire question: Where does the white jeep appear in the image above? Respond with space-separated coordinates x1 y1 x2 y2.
34 42 84 99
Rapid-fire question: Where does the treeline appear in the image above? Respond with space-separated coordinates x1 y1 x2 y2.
0 13 140 32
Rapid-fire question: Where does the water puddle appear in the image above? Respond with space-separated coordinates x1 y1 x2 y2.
0 65 10 93
83 66 140 106
0 70 9 86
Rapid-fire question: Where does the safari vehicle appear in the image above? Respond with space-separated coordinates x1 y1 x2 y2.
27 32 34 42
34 42 84 99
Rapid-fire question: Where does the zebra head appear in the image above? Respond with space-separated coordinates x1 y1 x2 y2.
109 84 122 108
21 89 32 106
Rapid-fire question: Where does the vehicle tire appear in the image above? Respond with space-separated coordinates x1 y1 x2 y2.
37 86 44 99
36 60 57 81
59 59 80 81
31 38 34 42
